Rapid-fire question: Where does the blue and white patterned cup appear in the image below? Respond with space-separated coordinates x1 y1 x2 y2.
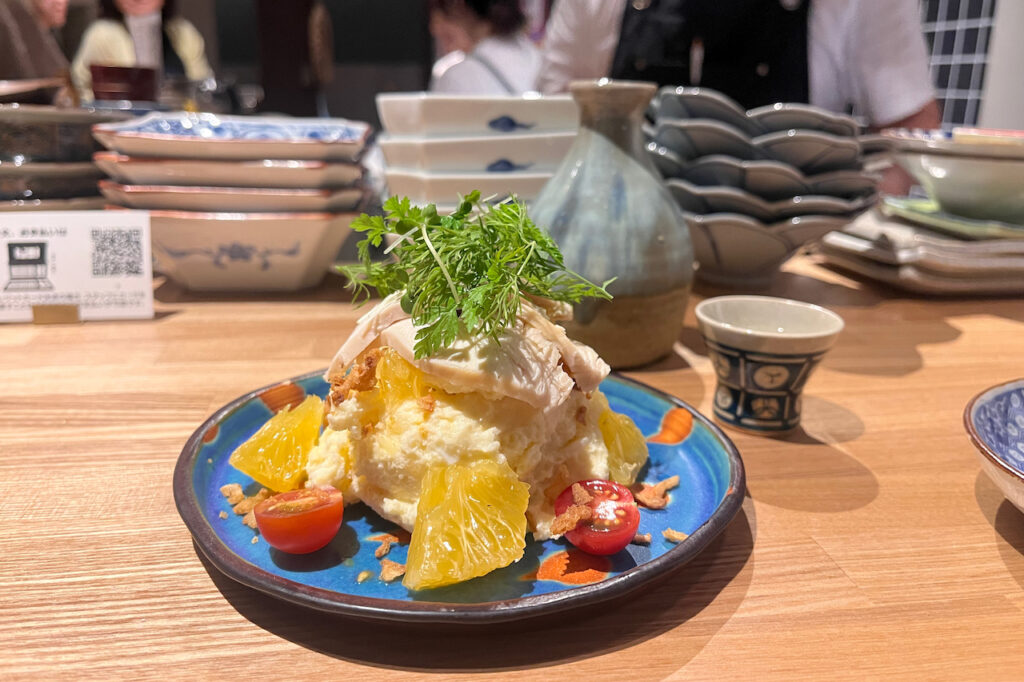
695 296 844 434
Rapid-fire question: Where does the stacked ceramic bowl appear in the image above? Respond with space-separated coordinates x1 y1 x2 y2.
813 128 1024 295
0 104 129 212
886 128 1024 224
92 111 373 291
374 93 578 210
646 86 879 287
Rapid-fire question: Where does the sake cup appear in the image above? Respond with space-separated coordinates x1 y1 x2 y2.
695 295 844 434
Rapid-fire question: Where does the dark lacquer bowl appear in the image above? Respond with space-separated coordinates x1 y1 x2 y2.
0 160 103 200
89 65 159 103
0 104 129 162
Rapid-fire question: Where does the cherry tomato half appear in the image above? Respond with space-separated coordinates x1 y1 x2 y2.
253 485 345 554
554 479 640 556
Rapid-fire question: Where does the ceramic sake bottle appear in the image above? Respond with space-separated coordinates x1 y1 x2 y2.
531 79 694 368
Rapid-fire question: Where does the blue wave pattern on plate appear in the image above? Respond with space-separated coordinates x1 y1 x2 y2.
124 115 367 143
972 385 1024 472
189 373 736 607
486 158 533 172
157 241 300 270
488 115 534 132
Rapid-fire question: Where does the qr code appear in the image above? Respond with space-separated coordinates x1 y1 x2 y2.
91 229 143 276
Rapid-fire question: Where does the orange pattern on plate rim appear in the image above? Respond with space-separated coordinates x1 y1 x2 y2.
201 424 220 444
647 407 694 445
259 382 306 414
525 550 611 585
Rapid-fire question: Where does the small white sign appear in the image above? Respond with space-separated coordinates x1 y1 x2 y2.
0 210 153 322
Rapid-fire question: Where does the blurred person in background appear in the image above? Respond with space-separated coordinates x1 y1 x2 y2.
429 0 541 94
0 0 69 80
71 0 211 99
538 0 940 133
520 0 553 43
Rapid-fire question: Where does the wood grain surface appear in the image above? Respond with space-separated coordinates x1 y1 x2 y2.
2 257 1024 680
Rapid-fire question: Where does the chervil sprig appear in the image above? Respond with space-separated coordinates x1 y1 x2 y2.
335 192 613 358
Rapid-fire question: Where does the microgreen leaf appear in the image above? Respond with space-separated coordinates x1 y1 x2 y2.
335 193 613 358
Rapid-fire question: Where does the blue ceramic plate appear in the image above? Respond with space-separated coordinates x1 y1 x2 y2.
173 371 745 624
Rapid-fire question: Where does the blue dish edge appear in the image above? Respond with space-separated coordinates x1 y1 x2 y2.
964 377 1024 482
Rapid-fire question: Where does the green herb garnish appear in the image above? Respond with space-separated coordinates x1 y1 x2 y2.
336 191 613 359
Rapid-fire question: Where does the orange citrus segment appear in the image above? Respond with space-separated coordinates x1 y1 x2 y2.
598 397 648 485
229 394 323 492
403 459 530 590
375 347 432 411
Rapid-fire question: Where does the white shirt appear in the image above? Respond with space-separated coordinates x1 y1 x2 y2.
125 12 162 70
431 33 542 95
539 0 935 127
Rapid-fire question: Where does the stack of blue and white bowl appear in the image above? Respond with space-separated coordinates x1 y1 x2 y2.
92 112 373 291
646 86 880 287
374 93 578 211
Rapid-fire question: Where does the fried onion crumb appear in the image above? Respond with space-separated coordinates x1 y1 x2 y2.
251 536 259 544
218 511 229 520
379 559 406 582
232 488 271 516
417 394 436 413
634 475 680 510
330 348 382 405
357 570 373 584
550 483 594 536
242 510 258 529
374 535 398 559
632 533 652 545
662 528 689 543
572 482 594 506
219 483 244 505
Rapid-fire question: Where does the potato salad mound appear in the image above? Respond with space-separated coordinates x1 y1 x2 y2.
306 294 636 541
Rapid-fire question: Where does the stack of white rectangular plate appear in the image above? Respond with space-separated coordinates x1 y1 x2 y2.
374 93 578 211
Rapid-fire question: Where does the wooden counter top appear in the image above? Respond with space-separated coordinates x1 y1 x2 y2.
3 257 1023 679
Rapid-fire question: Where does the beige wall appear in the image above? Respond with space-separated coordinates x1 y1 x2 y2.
978 1 1024 130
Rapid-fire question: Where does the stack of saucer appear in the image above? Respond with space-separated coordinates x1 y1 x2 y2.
374 93 577 211
0 104 127 212
645 86 879 287
817 200 1024 296
816 128 1024 295
92 112 373 291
